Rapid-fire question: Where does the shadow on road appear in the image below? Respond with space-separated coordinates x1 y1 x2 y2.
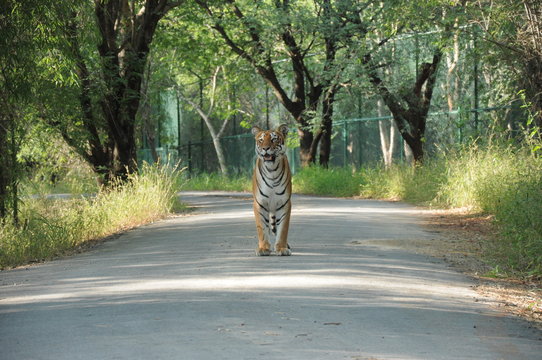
1 192 541 359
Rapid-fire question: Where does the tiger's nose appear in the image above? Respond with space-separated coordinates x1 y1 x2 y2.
262 146 270 151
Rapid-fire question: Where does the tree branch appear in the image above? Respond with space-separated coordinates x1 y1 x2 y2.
195 0 299 117
207 66 221 117
178 90 217 139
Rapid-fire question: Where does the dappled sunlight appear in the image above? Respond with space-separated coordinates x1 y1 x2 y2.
294 205 427 216
2 269 474 308
3 192 540 360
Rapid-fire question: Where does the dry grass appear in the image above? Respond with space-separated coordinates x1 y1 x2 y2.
0 163 183 268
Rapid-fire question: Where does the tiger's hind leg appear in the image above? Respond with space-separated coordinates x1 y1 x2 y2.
254 201 271 256
274 202 292 256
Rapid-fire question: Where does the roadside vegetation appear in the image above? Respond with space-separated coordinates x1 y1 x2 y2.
361 142 542 278
2 1 541 282
182 139 542 279
0 163 183 269
182 172 251 192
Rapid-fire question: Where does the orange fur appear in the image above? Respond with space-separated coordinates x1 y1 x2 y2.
251 124 292 256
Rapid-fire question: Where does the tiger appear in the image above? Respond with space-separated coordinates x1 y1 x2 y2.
251 124 292 256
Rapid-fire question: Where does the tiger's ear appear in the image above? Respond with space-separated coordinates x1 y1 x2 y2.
276 124 289 136
251 126 262 136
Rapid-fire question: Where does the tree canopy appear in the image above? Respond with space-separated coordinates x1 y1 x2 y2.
1 0 541 221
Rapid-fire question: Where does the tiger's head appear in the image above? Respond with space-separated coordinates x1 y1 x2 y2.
251 124 289 163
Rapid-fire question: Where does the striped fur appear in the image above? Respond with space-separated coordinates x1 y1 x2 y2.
251 124 292 256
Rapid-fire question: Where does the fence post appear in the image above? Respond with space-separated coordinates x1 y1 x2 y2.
343 122 348 167
473 26 479 134
358 121 362 168
188 141 192 174
289 147 296 175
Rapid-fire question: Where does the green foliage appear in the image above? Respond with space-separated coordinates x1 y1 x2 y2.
0 163 183 269
360 162 446 204
361 142 542 277
438 144 542 275
293 166 363 197
182 173 252 192
19 125 99 196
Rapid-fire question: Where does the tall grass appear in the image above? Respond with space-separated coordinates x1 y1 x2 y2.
293 166 363 197
0 163 183 268
182 167 363 197
438 144 542 275
173 144 542 276
182 172 252 192
360 160 446 203
361 143 542 276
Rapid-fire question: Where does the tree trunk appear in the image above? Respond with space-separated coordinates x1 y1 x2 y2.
520 1 542 128
318 87 337 168
55 1 181 184
184 104 231 175
140 102 160 163
366 48 443 164
212 137 229 175
403 141 414 165
377 99 396 168
523 57 542 128
445 19 461 112
0 115 8 220
298 127 315 167
9 121 18 226
139 59 160 163
178 70 231 175
0 111 21 225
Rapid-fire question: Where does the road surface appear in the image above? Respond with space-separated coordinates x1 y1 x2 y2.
1 191 541 359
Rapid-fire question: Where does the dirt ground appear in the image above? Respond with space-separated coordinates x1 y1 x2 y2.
415 209 542 329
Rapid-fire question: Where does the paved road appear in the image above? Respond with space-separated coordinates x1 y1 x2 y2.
1 191 541 360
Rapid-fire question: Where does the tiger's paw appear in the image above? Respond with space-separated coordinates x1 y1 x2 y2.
276 248 292 256
256 248 271 256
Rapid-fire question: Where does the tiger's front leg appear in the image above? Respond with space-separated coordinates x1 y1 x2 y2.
274 200 292 256
253 200 271 256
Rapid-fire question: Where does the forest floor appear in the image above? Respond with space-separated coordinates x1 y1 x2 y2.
401 208 542 329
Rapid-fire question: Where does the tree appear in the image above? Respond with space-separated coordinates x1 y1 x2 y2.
48 0 183 183
470 0 542 127
364 44 444 163
150 6 254 174
357 1 461 163
377 100 397 168
178 66 233 175
0 0 53 223
194 0 378 167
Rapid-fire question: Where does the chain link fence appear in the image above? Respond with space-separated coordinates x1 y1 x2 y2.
138 105 519 175
138 26 525 174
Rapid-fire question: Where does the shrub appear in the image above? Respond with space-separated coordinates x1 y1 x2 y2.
0 163 182 268
293 166 363 197
361 143 542 276
360 160 445 204
182 172 252 192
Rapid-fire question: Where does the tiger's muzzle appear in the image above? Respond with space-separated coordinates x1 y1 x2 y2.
263 153 276 162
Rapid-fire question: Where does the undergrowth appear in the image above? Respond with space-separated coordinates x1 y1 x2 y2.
182 143 542 277
292 166 363 197
0 163 183 269
10 142 537 276
182 172 252 192
361 143 542 277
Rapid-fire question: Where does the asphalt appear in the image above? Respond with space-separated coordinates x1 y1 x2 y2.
1 191 541 360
